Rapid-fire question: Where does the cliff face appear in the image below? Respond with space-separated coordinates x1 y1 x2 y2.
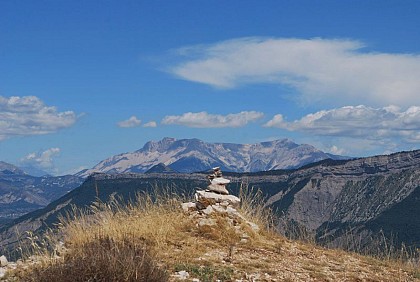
267 150 420 249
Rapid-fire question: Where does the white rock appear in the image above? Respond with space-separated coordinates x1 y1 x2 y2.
0 267 6 279
202 205 214 215
220 201 229 207
211 177 230 185
226 206 245 220
176 270 190 280
0 256 8 267
195 190 240 207
181 202 197 212
198 218 216 227
211 205 227 213
207 183 229 195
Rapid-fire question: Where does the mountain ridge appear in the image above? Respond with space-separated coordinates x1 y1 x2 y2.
0 161 84 222
0 161 26 176
77 137 347 177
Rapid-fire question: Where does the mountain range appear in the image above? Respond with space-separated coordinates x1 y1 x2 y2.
0 161 83 224
0 137 345 225
77 137 346 177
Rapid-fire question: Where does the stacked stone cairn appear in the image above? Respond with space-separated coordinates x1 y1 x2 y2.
181 167 259 239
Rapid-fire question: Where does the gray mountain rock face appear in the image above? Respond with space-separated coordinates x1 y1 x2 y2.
267 150 420 250
77 137 345 177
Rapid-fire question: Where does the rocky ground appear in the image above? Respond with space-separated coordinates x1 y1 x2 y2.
169 236 419 281
173 184 420 281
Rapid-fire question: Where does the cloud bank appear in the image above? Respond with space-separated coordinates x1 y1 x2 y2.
118 116 142 128
169 37 420 107
162 111 263 128
265 105 420 142
0 96 77 140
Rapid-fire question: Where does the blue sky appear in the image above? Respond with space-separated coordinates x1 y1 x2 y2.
1 0 419 175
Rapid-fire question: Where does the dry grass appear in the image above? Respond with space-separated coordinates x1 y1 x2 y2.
7 185 420 282
237 183 275 231
13 235 167 282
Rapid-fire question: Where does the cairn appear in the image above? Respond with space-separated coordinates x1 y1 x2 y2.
181 167 259 235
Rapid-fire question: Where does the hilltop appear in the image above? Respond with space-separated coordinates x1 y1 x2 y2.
2 186 419 281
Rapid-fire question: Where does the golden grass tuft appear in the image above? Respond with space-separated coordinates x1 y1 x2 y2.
14 235 168 282
237 183 274 230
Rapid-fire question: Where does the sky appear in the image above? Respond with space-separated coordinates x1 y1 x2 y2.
0 0 419 175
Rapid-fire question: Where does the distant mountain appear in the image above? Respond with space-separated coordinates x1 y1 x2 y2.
19 166 51 177
0 161 50 177
0 161 25 176
0 161 84 221
77 137 347 177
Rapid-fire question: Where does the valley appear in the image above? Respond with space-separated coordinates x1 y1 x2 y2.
0 162 83 221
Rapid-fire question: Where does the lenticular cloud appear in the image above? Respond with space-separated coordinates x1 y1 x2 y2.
170 37 420 107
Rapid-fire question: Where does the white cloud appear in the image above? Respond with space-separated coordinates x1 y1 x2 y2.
20 148 61 169
169 37 420 107
143 121 157 128
0 96 77 140
329 145 346 155
162 111 264 128
117 116 141 128
265 105 420 142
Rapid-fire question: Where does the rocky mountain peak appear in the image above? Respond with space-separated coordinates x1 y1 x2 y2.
140 137 177 152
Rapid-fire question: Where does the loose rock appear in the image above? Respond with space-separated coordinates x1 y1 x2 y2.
181 202 197 212
0 255 8 267
206 167 230 194
195 190 241 207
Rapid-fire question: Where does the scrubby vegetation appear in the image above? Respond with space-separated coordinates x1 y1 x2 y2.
17 235 167 282
5 186 420 281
